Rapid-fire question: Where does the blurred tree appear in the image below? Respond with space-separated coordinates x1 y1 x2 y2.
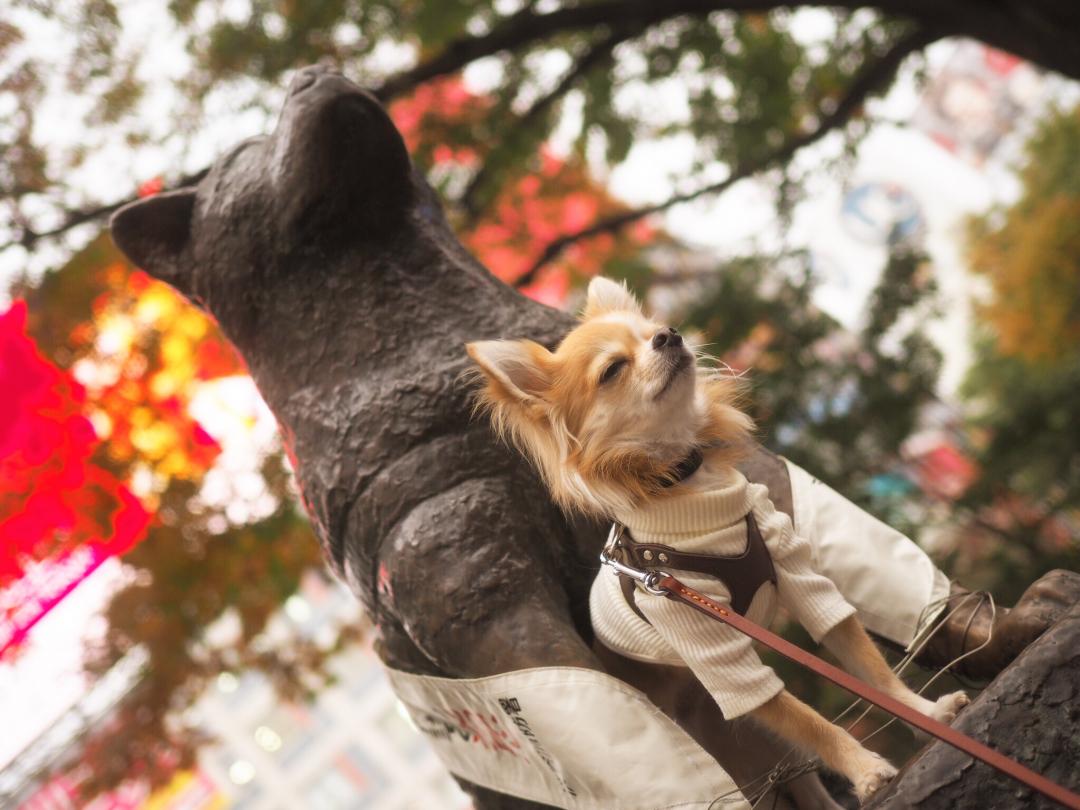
967 107 1080 365
673 246 940 530
958 105 1080 603
0 0 1075 802
956 345 1080 602
78 481 356 799
0 0 1032 272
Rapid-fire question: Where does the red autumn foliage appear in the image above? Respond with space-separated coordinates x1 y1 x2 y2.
1 250 235 611
390 78 485 165
390 78 657 305
137 176 164 198
0 301 150 588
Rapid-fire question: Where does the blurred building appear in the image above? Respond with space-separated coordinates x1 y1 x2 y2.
912 41 1045 167
3 571 472 810
184 572 471 810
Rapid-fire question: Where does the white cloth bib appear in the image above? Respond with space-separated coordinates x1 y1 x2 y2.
386 665 751 809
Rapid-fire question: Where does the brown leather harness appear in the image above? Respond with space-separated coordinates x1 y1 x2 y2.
617 512 777 622
617 445 778 621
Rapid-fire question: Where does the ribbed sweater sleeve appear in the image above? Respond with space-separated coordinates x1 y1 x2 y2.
747 482 857 643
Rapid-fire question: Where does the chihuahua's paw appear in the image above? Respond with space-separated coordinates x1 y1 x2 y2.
930 690 970 725
852 754 897 803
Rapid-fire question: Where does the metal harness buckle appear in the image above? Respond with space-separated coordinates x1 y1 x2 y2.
599 522 670 596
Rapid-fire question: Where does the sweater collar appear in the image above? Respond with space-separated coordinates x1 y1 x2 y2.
616 470 751 537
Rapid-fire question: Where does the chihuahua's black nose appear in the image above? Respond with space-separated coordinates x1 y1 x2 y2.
652 326 683 350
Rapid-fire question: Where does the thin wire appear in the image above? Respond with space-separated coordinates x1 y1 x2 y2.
707 590 997 806
834 592 995 746
708 768 778 809
823 591 990 734
858 592 996 747
747 781 774 810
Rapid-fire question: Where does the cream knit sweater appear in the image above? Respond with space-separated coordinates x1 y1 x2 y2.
590 469 857 719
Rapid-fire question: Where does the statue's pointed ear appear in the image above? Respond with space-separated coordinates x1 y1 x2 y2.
109 188 196 292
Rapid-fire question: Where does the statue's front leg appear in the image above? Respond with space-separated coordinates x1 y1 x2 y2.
919 570 1080 680
374 480 600 809
377 477 600 677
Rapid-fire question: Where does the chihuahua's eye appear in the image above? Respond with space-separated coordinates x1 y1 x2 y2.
599 358 627 385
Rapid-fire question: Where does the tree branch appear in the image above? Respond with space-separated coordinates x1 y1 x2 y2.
458 25 638 222
372 0 779 102
1 169 208 255
512 25 942 289
3 1 732 256
373 0 1080 100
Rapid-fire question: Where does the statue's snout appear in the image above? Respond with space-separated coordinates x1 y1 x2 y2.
289 62 343 96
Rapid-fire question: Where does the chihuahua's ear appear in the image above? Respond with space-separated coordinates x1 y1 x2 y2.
109 188 197 294
466 340 552 406
584 276 641 319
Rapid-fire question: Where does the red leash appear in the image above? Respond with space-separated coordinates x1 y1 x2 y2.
655 573 1080 810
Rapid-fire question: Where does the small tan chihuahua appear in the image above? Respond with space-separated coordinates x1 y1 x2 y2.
467 277 967 802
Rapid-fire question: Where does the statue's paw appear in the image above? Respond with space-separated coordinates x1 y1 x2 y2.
1006 569 1080 644
852 754 897 803
930 690 969 725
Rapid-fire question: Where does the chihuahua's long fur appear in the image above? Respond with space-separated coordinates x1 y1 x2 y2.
467 277 967 804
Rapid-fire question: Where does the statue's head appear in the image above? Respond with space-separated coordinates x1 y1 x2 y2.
110 65 413 309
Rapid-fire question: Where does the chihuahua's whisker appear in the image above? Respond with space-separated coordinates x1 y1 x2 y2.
708 359 750 379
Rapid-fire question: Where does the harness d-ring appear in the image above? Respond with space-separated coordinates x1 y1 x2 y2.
599 523 671 595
